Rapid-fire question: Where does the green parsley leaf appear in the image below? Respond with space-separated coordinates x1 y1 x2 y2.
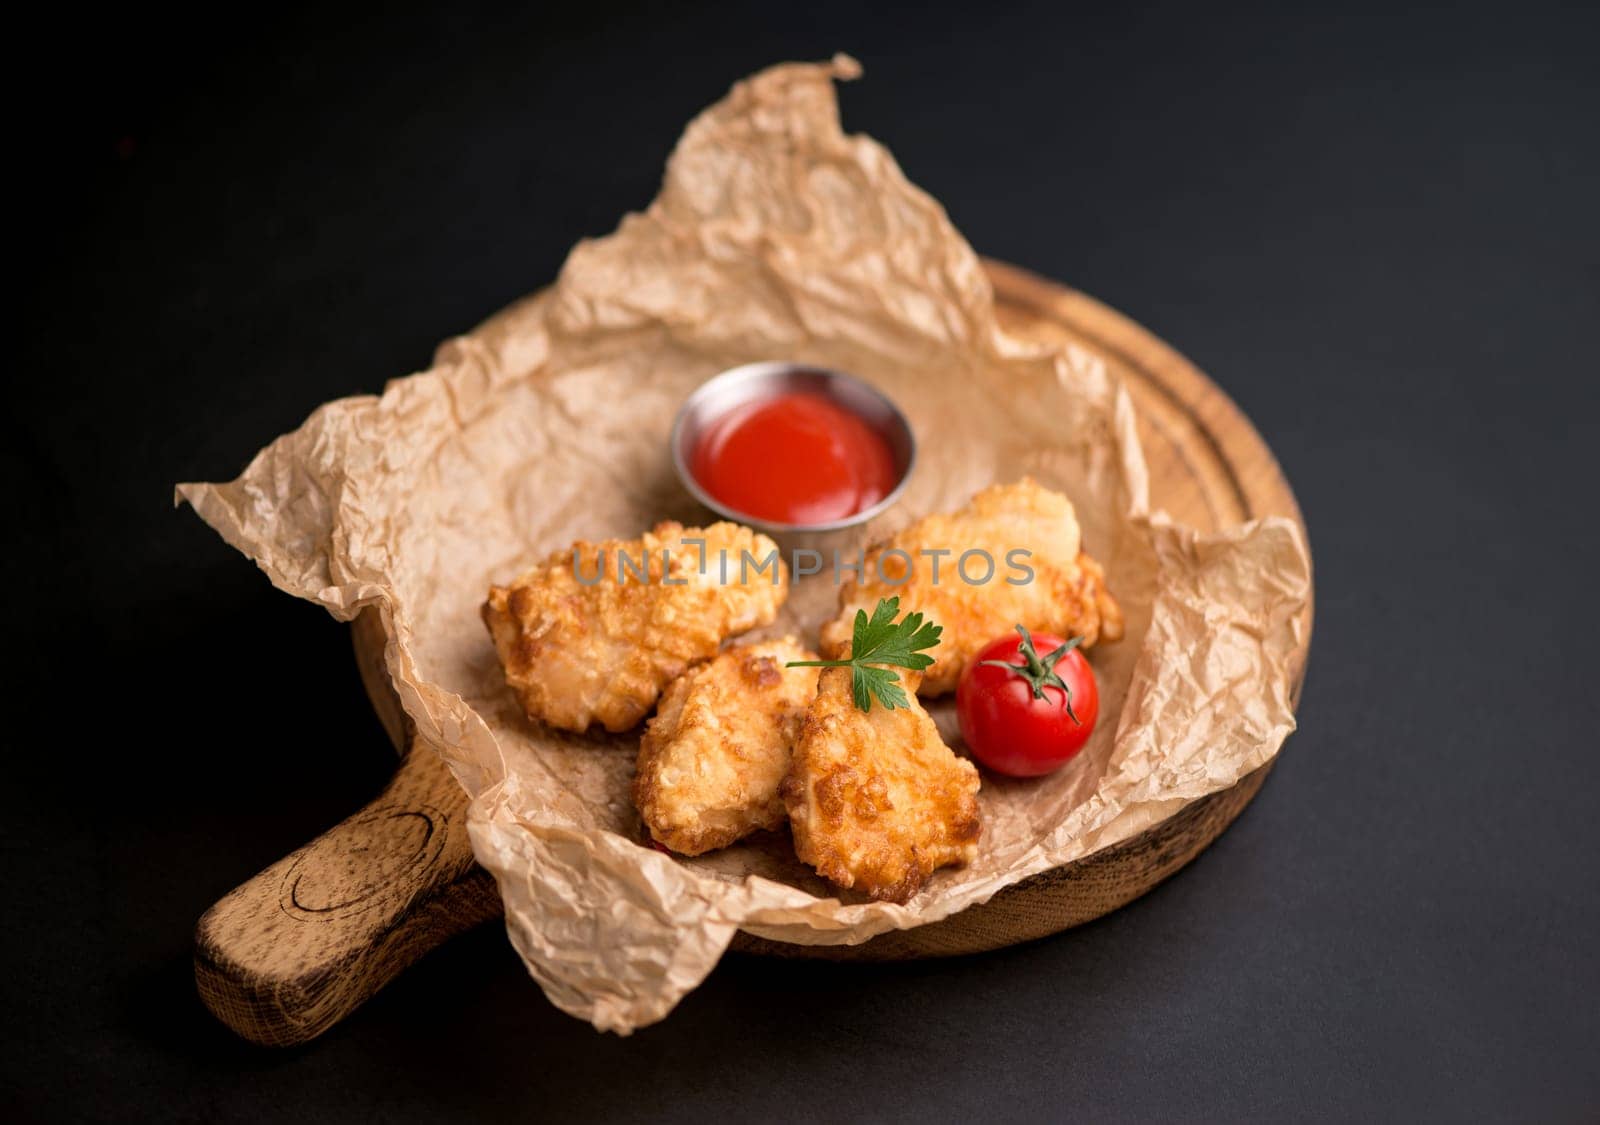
785 596 943 712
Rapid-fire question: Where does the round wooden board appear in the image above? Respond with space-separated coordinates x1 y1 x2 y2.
356 257 1311 953
195 259 1311 1045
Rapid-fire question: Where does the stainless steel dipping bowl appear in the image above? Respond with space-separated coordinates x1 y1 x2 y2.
670 361 916 534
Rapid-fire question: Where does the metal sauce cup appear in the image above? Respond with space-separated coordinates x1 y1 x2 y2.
670 361 916 535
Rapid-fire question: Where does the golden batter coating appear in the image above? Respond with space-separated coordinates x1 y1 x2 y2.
483 521 787 733
633 638 821 855
782 666 981 904
820 478 1123 695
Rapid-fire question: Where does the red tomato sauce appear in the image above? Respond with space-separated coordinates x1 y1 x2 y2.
690 392 898 524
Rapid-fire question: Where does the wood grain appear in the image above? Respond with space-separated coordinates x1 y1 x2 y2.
194 259 1313 1044
193 731 502 1047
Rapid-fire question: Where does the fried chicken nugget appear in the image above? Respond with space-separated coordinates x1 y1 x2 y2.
633 638 820 855
483 521 787 733
820 478 1123 695
782 666 981 903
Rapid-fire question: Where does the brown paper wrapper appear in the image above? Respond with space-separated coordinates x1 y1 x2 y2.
179 56 1310 1033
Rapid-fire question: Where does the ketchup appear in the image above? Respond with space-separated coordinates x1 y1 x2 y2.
690 391 898 524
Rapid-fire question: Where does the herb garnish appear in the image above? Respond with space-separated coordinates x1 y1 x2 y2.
786 596 942 712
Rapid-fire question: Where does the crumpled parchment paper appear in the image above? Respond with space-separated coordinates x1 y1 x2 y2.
179 55 1311 1034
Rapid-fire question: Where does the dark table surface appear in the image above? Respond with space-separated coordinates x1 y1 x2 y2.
10 1 1598 1120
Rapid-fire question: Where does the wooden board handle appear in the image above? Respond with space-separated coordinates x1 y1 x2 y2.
194 740 502 1046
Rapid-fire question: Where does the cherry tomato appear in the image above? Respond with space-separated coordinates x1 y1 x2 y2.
956 626 1099 778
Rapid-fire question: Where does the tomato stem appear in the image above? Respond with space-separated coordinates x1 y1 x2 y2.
978 625 1084 724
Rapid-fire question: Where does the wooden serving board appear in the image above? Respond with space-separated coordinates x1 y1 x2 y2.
194 260 1313 1046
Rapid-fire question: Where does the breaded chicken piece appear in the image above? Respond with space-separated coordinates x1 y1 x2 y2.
633 638 820 855
820 478 1122 695
483 521 787 733
782 666 981 903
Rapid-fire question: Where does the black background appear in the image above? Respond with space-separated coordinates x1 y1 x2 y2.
9 1 1599 1120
